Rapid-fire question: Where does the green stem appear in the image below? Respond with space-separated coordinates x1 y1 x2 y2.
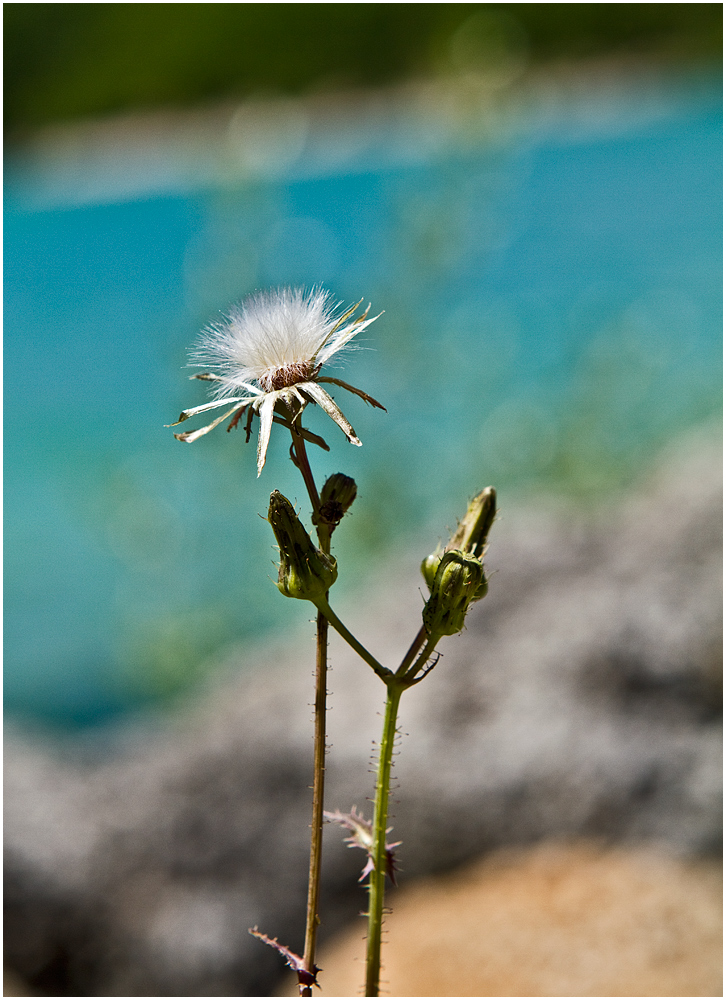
398 633 440 683
396 623 428 675
314 597 392 683
362 633 439 996
365 681 403 997
287 422 442 996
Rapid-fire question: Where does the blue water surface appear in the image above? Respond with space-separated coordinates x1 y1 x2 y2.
5 72 722 727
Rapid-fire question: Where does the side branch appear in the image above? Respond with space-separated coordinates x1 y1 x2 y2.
314 598 393 683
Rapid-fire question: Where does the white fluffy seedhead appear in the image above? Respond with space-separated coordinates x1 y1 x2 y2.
192 287 374 395
171 286 384 474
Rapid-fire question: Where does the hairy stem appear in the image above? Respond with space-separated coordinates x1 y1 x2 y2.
300 608 327 996
365 681 403 997
288 425 441 995
290 429 328 997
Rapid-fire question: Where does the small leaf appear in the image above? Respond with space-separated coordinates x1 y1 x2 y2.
248 928 320 989
325 807 401 886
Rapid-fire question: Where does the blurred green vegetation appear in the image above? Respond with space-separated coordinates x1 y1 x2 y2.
4 3 721 135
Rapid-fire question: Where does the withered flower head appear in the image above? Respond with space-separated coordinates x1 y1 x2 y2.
168 287 384 475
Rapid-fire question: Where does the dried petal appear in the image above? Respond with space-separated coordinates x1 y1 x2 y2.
169 288 383 465
272 417 329 451
167 396 253 426
300 382 361 446
255 393 277 475
317 376 386 411
448 487 497 558
173 404 247 442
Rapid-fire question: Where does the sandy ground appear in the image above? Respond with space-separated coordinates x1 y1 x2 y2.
281 841 722 998
3 969 31 997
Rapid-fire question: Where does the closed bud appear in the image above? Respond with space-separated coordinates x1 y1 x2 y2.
268 490 338 601
421 547 444 592
448 487 496 558
422 549 485 637
421 487 496 594
316 473 357 528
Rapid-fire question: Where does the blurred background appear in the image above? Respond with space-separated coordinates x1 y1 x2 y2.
3 5 722 997
5 2 722 730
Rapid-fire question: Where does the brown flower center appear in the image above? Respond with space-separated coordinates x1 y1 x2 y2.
260 361 315 392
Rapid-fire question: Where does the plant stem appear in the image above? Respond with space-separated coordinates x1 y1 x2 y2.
365 681 403 997
287 424 442 996
290 425 323 521
289 428 328 997
396 624 428 675
315 598 391 683
360 632 440 996
300 607 327 996
399 633 440 683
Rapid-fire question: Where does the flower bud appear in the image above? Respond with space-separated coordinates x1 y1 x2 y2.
268 490 337 601
420 547 444 592
316 473 357 528
448 487 497 558
422 549 485 637
421 487 495 594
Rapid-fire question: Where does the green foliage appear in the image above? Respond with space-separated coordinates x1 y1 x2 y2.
5 4 721 133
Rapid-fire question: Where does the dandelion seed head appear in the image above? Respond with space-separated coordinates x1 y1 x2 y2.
171 285 384 474
192 287 363 396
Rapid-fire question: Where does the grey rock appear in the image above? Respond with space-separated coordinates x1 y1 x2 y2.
4 427 721 996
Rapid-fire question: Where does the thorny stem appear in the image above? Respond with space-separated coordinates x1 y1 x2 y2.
365 681 403 997
301 608 328 996
363 630 440 996
288 421 445 996
290 428 328 997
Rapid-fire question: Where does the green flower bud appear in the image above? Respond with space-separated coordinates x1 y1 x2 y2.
421 487 495 595
268 490 338 601
421 547 444 592
316 473 357 528
473 574 488 602
422 549 485 637
448 487 497 558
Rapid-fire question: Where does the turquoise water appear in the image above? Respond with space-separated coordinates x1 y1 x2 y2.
5 73 721 728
